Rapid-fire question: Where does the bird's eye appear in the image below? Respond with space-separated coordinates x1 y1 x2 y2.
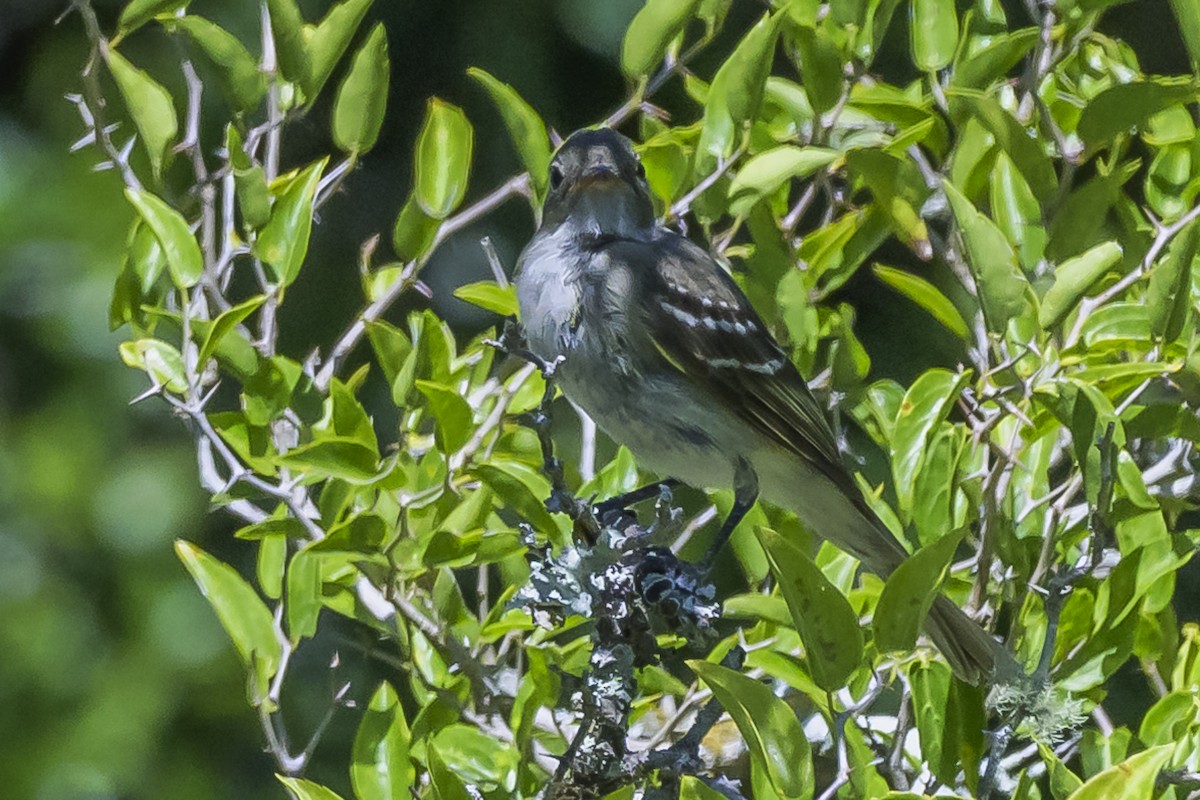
549 165 564 190
635 161 646 179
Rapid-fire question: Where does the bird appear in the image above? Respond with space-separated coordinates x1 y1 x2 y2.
513 127 1011 685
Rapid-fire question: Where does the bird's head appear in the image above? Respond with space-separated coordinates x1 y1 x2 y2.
540 128 655 237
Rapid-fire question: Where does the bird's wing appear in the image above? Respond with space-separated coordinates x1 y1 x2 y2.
608 232 854 492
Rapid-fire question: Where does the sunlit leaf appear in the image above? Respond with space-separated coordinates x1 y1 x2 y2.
911 0 958 71
875 531 964 652
621 0 702 78
255 159 327 286
1065 744 1172 800
198 294 266 367
891 367 971 515
117 0 191 39
467 68 553 197
169 16 266 113
756 527 862 690
453 281 519 317
304 0 373 101
351 681 413 800
1038 241 1123 329
1078 79 1199 150
689 660 814 798
873 264 969 339
119 338 188 393
277 776 345 800
124 188 203 288
414 99 474 219
728 145 838 216
332 23 389 154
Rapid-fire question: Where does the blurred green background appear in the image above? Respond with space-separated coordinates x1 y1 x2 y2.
0 0 1191 797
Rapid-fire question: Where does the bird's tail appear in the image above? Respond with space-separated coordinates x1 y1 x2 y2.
925 595 1021 685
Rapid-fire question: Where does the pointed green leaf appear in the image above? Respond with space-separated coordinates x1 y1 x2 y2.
392 196 441 261
1147 217 1200 341
952 27 1038 89
891 368 971 515
413 99 474 219
119 338 188 392
305 0 374 101
1170 0 1200 72
689 660 814 798
169 17 266 113
198 294 266 367
949 91 1057 199
1066 745 1173 800
351 681 414 800
277 438 381 483
622 0 702 78
990 151 1046 273
266 0 308 86
176 541 281 698
873 264 969 339
453 281 519 317
467 68 553 196
117 0 191 39
728 146 839 216
416 380 474 453
277 776 346 800
225 126 272 230
911 0 959 71
124 188 203 288
696 12 783 168
875 530 964 652
427 746 473 800
471 460 560 534
255 159 327 285
792 24 845 114
1038 241 1124 329
106 50 177 179
943 179 1035 333
1078 79 1199 150
285 549 321 640
332 24 389 154
756 527 862 690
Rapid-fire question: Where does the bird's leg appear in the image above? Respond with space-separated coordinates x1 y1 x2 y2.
592 478 680 527
701 459 759 569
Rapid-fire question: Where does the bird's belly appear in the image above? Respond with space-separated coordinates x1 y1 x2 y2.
558 367 737 490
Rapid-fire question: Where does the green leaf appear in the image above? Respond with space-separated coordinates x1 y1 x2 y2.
1041 742 1083 800
1078 79 1199 150
891 368 971 515
1170 0 1200 72
277 776 346 800
728 146 839 216
427 746 473 800
471 461 560 535
756 527 862 690
696 12 783 168
117 0 191 39
689 660 813 798
622 0 701 78
285 548 321 640
305 0 374 101
1065 745 1173 800
679 776 728 800
911 0 959 71
874 530 964 652
169 16 266 113
119 338 188 393
392 196 441 262
198 294 266 367
908 660 958 784
952 27 1038 89
176 541 281 699
105 49 178 180
1147 217 1200 341
990 151 1046 273
1046 160 1139 263
453 281 519 317
872 264 969 339
1038 241 1124 329
466 68 553 197
351 681 413 800
416 380 474 453
943 179 1035 333
124 188 204 288
949 91 1057 199
255 159 327 286
277 438 380 483
332 24 389 154
266 0 308 87
792 24 845 114
414 99 474 219
225 126 272 230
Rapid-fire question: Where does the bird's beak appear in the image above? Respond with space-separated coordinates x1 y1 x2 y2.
576 164 622 190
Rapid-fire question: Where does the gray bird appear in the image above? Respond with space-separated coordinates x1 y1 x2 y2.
514 127 1010 684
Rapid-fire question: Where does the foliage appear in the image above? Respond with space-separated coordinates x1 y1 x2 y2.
70 0 1200 797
